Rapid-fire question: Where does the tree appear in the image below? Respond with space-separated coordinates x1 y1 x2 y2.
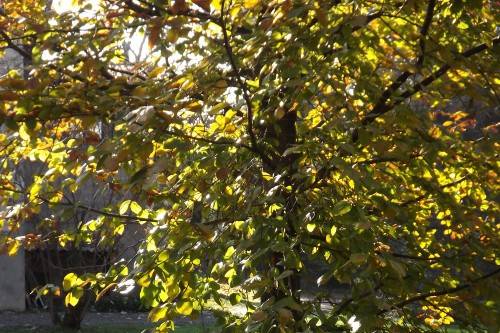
1 0 499 331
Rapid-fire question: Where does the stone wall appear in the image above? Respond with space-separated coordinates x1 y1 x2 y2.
0 248 25 311
0 47 26 311
0 48 23 76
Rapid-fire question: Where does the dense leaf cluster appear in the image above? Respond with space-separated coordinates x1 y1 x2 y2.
0 0 498 332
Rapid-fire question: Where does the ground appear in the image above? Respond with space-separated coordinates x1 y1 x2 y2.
0 327 208 333
0 311 478 332
0 311 215 332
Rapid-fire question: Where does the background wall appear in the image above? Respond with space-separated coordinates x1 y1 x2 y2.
0 47 26 311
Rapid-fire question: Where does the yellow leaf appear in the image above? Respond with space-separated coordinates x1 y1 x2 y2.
261 171 273 181
224 123 236 134
65 288 83 307
149 306 168 322
29 183 42 200
149 67 166 78
306 223 316 232
65 292 78 307
225 267 237 279
243 0 259 9
130 201 142 214
325 234 333 244
137 273 151 287
115 224 125 235
224 246 236 259
234 220 245 231
63 273 78 291
166 29 179 43
19 124 31 141
132 87 148 98
176 301 193 315
7 239 21 256
119 200 131 215
211 0 221 10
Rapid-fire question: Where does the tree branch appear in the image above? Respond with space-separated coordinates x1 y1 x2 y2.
416 0 436 66
399 175 469 207
361 0 436 127
162 128 255 152
376 250 440 262
0 186 158 223
378 267 500 315
0 29 32 60
362 36 499 126
123 0 218 24
219 0 274 169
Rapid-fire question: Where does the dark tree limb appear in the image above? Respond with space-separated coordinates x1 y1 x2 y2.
399 175 469 207
362 0 436 127
362 36 499 126
219 0 275 169
378 267 500 315
0 29 32 60
123 0 219 25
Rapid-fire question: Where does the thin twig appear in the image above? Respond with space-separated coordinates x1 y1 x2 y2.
219 0 274 169
0 29 31 59
399 175 469 207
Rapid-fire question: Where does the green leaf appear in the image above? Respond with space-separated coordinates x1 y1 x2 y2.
350 253 367 265
332 201 352 216
277 270 293 280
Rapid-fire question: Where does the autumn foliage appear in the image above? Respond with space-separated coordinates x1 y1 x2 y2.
0 0 499 332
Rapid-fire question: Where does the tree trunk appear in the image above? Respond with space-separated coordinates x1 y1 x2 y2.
261 104 302 324
61 289 92 330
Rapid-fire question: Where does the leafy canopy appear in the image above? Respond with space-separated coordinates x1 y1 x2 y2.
0 0 499 332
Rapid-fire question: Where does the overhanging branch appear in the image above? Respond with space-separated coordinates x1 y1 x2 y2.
362 0 436 127
362 36 499 126
219 0 275 169
378 267 500 315
0 29 32 60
